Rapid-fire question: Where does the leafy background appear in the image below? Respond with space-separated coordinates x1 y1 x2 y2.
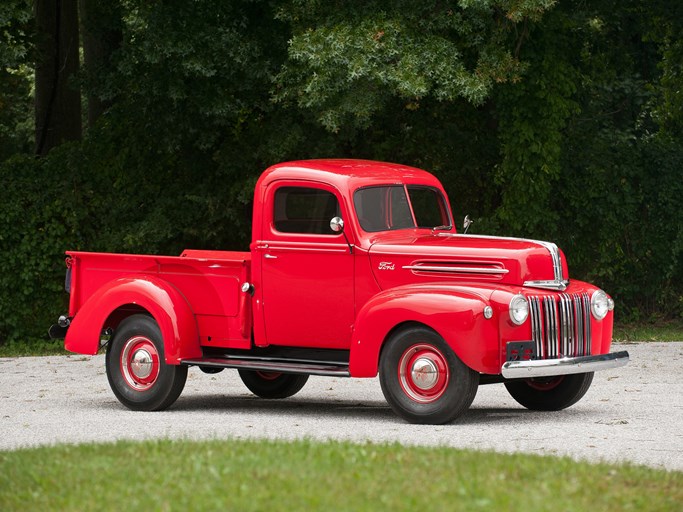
1 0 681 344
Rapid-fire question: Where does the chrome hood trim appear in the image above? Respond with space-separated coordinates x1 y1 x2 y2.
438 234 568 289
524 279 569 291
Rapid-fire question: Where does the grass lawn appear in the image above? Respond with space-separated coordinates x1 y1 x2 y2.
0 439 680 511
612 320 683 342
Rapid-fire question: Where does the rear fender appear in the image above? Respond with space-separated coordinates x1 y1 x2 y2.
65 277 200 364
349 287 498 377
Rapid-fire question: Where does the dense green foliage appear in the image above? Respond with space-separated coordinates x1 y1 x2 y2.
1 439 681 511
0 0 681 344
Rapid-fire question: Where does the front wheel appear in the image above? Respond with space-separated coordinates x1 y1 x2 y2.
238 370 309 399
106 314 187 411
379 326 479 424
504 372 594 411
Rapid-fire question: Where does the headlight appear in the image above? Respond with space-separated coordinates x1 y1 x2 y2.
591 289 612 320
509 294 529 325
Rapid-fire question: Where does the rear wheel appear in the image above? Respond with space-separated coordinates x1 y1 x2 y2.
106 314 187 411
379 326 479 424
238 370 309 399
504 372 594 411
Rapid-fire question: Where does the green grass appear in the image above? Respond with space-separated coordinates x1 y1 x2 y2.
0 439 679 512
613 320 683 342
0 338 70 357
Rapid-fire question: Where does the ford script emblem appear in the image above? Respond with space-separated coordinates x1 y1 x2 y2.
378 261 395 270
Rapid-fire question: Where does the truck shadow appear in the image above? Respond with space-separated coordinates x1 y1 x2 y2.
170 394 550 425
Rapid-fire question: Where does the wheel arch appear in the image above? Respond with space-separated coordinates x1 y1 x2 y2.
349 287 500 377
65 276 201 364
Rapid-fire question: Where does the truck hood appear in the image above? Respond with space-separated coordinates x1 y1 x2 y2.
367 233 568 291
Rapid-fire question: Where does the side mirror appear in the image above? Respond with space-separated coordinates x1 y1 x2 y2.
330 217 345 233
463 215 473 234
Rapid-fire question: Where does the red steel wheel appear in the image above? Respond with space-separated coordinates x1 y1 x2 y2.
380 326 479 424
120 336 161 391
525 376 565 392
254 371 283 381
106 314 187 411
397 343 450 404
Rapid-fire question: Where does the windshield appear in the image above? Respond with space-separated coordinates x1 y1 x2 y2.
353 185 451 233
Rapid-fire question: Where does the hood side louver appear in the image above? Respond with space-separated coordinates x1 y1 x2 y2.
402 261 508 279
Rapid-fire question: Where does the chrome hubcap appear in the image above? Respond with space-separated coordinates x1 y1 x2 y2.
130 349 153 379
410 358 439 390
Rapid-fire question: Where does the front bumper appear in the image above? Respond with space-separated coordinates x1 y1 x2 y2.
501 351 629 379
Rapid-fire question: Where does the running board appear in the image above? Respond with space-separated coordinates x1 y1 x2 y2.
181 357 351 377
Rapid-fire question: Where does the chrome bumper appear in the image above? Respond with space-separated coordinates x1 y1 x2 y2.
501 351 630 379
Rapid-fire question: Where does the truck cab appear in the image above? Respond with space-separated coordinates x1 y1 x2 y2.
52 159 629 424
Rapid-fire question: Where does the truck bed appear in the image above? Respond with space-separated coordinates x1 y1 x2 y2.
67 250 252 349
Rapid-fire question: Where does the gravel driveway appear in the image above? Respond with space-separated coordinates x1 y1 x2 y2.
1 342 681 471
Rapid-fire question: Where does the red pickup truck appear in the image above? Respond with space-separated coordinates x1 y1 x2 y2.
51 159 629 424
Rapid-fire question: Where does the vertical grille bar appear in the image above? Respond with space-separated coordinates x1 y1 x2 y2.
583 293 592 355
530 297 543 359
574 295 583 356
567 294 576 356
526 292 593 360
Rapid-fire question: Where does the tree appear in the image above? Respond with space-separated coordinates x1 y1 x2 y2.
34 0 81 155
79 0 122 128
275 0 557 132
0 0 33 160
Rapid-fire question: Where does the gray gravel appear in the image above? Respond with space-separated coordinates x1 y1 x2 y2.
1 342 681 471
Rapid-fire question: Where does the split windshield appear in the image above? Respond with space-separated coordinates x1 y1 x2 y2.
353 185 451 233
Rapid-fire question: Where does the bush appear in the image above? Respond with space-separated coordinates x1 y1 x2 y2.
0 150 94 343
557 133 683 320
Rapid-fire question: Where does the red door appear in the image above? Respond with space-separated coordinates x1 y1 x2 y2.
258 182 355 348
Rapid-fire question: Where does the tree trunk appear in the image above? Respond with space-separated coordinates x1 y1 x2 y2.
35 0 82 156
79 0 122 128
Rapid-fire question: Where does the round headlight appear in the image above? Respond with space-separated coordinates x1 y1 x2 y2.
509 294 529 325
591 289 610 320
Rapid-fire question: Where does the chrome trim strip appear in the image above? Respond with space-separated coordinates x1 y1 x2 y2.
574 294 583 356
257 240 352 254
439 234 566 285
530 297 542 358
584 293 592 355
559 294 569 356
524 280 569 291
182 358 351 377
501 351 630 379
402 265 509 275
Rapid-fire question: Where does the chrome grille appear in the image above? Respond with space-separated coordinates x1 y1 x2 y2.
528 293 591 359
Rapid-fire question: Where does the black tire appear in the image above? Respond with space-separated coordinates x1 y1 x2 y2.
504 372 594 411
199 366 224 374
379 326 479 424
105 314 187 411
238 370 309 399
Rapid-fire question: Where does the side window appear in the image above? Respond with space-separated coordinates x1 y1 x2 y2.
273 186 340 235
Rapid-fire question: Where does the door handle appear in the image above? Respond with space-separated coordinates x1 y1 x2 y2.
264 254 277 259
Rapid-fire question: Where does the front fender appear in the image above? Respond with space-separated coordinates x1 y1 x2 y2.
65 277 200 364
349 285 499 377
